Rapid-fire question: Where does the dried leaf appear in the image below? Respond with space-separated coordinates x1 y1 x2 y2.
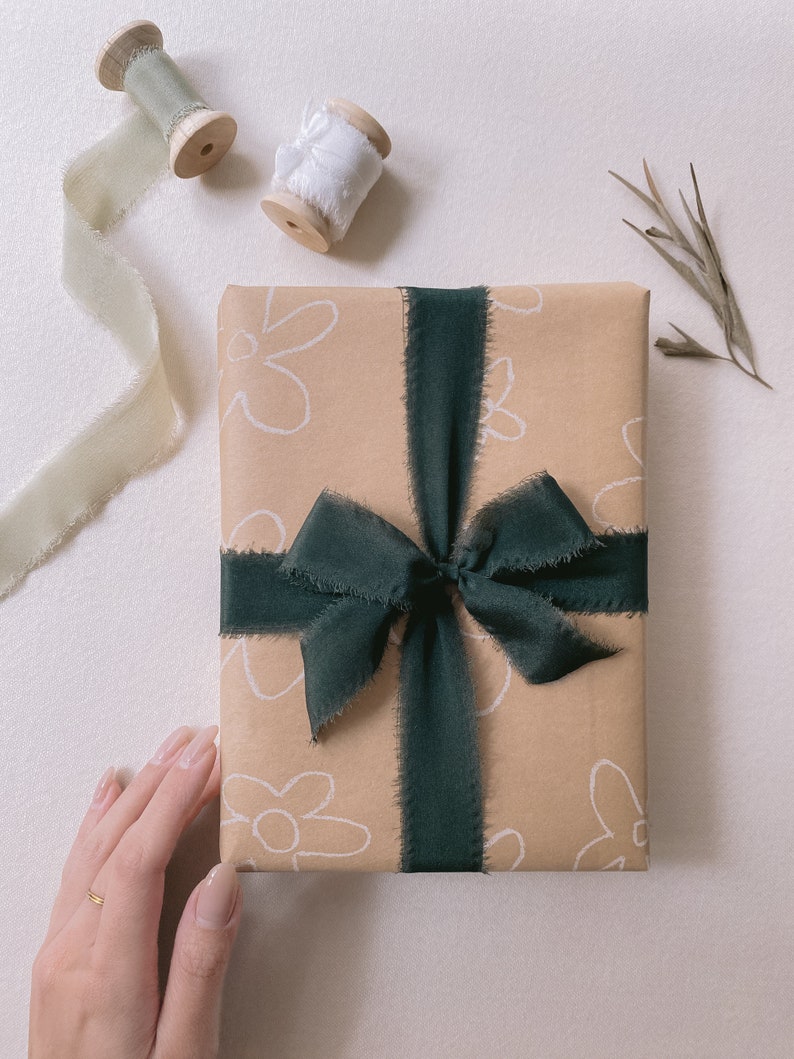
660 351 728 364
678 190 726 314
689 166 755 365
724 283 755 364
645 226 673 240
656 324 725 359
656 343 726 360
678 192 710 269
690 163 724 273
608 170 659 215
642 159 699 261
666 324 721 356
623 220 710 301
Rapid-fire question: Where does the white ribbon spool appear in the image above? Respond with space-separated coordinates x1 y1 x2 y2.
262 99 392 252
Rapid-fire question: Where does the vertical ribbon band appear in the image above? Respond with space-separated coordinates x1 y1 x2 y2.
399 286 490 871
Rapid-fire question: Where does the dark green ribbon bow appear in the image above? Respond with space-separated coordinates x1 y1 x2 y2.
221 286 647 873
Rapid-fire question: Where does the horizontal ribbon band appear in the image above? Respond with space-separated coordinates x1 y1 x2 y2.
221 287 648 872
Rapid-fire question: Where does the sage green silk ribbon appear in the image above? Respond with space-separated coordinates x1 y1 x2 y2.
220 287 648 872
123 49 207 139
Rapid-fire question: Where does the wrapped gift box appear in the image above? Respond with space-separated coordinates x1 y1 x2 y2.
217 283 649 873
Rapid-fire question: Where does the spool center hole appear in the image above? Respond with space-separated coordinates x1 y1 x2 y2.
286 221 300 230
200 143 214 156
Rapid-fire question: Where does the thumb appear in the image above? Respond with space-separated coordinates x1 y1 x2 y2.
156 863 242 1059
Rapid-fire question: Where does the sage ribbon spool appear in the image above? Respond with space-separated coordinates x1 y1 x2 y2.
261 99 391 252
0 22 236 599
95 20 237 177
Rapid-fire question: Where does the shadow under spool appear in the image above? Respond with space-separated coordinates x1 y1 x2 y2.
261 99 392 253
95 20 237 178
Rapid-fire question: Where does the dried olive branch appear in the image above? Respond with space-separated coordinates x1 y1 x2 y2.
610 160 772 390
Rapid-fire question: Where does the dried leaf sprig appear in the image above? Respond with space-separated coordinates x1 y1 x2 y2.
611 161 771 389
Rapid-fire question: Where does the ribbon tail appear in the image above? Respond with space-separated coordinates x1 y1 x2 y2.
301 596 397 740
399 603 484 872
461 574 615 685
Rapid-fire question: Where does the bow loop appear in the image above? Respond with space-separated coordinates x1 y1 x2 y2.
454 472 599 578
283 489 429 608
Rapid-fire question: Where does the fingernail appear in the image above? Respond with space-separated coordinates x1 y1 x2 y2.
91 766 115 805
178 724 219 769
196 863 239 929
150 725 194 765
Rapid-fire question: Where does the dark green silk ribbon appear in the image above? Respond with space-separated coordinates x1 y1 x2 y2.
221 287 648 873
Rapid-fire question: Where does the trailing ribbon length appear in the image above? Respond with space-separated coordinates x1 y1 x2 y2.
0 110 178 598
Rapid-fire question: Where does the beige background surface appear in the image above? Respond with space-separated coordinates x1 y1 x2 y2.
2 1 793 1056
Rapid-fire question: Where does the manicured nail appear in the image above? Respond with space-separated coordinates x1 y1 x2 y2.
150 725 194 765
195 863 239 929
91 766 115 806
178 724 219 769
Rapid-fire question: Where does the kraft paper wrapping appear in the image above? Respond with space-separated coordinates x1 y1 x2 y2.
217 283 649 873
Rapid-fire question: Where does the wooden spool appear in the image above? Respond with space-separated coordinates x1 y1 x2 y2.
95 20 237 179
261 99 391 252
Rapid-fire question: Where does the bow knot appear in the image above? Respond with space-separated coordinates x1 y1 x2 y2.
436 560 460 584
411 560 461 610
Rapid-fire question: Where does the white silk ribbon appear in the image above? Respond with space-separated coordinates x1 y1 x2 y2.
272 101 383 243
0 110 179 599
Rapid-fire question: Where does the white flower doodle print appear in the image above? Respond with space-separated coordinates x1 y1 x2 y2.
222 508 287 552
484 827 526 871
219 287 339 436
592 416 646 529
478 356 527 451
573 759 649 871
221 771 372 871
475 289 542 455
489 287 544 317
220 639 305 702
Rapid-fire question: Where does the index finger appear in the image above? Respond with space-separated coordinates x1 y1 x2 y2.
91 725 220 977
47 726 195 943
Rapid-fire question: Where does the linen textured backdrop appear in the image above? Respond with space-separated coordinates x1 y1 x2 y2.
2 1 792 1056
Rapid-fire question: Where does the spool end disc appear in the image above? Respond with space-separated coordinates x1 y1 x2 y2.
170 110 238 178
96 20 164 91
326 98 391 159
261 192 332 253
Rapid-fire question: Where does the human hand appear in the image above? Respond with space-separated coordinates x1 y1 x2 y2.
29 725 242 1059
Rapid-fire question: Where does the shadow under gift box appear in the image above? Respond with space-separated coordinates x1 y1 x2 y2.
217 283 649 873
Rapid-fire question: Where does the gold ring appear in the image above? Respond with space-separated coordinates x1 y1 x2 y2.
86 889 105 906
